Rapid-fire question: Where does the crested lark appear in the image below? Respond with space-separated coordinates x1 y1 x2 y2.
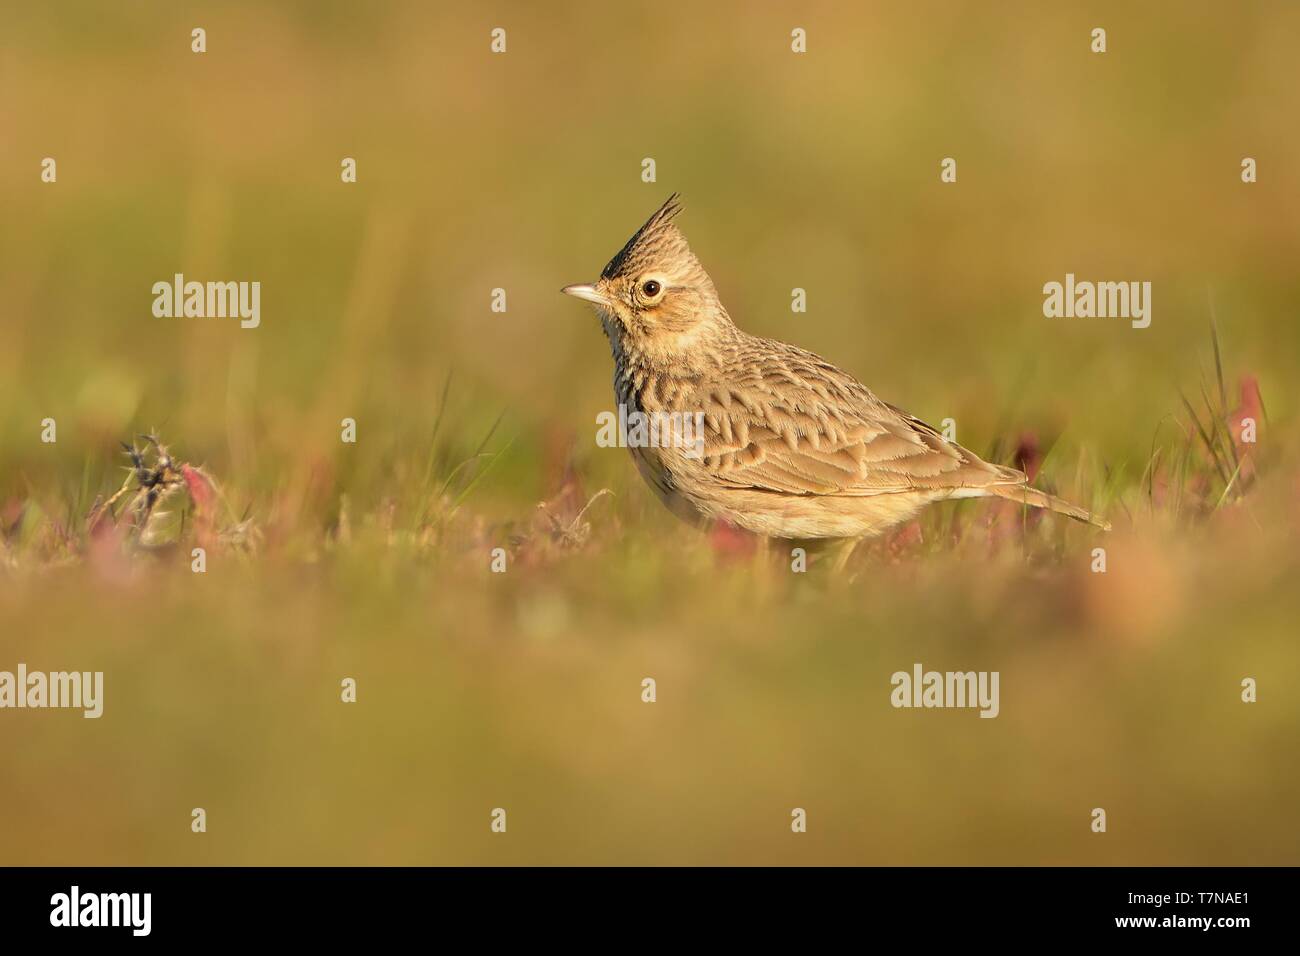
562 195 1110 540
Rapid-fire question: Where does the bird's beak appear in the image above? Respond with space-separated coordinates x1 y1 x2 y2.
561 283 612 307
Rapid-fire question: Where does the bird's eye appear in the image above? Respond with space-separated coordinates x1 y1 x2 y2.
641 279 662 297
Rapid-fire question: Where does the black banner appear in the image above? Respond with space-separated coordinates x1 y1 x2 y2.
0 866 1278 942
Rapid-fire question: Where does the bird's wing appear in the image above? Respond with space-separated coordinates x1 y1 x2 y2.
690 341 1023 497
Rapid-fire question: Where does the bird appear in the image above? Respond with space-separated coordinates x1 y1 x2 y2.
561 195 1110 543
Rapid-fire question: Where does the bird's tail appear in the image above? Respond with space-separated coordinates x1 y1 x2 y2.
988 483 1111 531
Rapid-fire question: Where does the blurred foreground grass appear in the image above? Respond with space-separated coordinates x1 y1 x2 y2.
1 493 1298 865
1 397 1297 864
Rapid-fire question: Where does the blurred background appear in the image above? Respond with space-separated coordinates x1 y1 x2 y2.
0 0 1297 864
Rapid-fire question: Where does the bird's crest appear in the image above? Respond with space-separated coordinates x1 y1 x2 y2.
601 194 687 280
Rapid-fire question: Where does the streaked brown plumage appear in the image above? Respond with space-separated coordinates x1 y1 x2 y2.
563 195 1109 540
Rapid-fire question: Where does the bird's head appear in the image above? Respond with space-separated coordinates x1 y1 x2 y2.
563 195 732 359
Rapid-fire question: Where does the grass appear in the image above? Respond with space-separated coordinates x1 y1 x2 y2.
1 330 1296 865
